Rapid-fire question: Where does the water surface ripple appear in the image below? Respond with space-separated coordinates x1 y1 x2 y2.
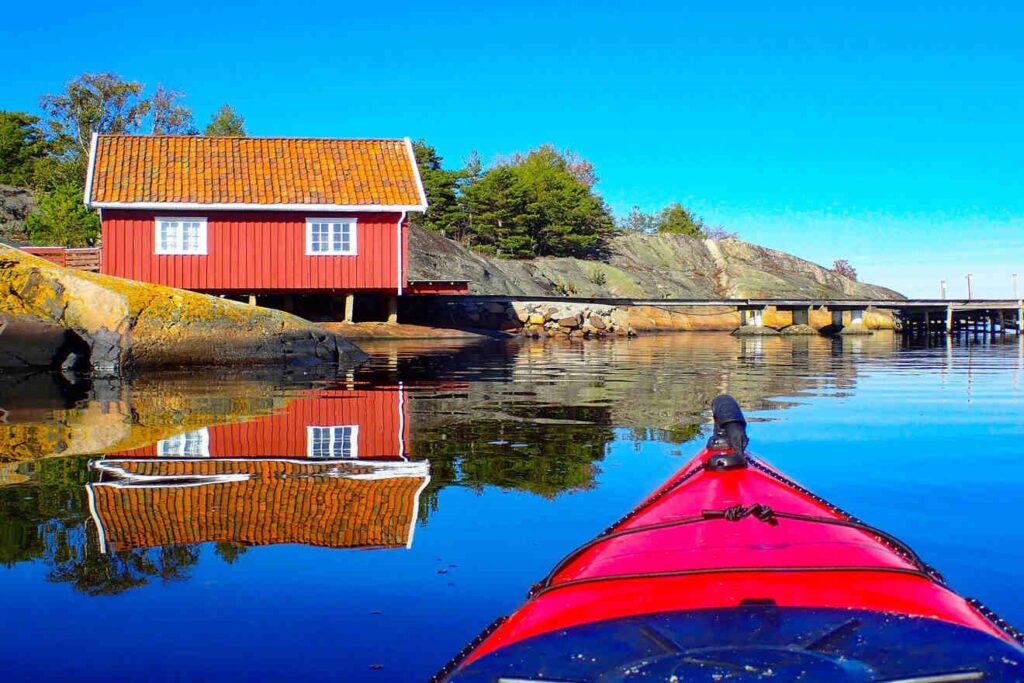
1 332 1021 681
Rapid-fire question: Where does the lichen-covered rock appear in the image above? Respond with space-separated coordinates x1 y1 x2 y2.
732 326 781 336
0 246 367 372
780 324 819 335
838 322 874 336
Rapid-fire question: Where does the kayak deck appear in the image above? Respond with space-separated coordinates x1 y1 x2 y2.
458 448 1020 668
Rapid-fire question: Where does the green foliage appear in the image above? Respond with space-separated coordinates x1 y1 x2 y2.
462 145 614 258
0 111 48 186
150 84 197 135
40 73 151 156
655 202 706 237
553 279 578 295
409 140 471 241
618 205 656 233
25 183 100 246
587 268 608 286
0 456 201 596
214 541 249 564
204 104 246 136
413 142 613 258
462 165 540 258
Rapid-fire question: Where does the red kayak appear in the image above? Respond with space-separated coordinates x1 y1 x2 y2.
436 395 1024 682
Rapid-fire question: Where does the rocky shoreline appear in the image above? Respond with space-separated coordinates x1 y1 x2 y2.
0 246 367 373
406 298 895 339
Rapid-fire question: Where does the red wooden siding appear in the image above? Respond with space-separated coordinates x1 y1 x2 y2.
110 388 410 459
101 209 407 292
406 281 471 294
21 247 101 271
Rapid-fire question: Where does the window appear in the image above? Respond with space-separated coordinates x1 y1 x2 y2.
306 218 357 255
155 217 207 255
307 426 359 459
157 428 210 457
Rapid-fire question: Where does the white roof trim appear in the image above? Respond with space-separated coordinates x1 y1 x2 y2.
91 201 426 212
83 132 99 209
404 136 429 211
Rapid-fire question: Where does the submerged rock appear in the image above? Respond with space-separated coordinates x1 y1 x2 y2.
780 324 819 336
838 322 874 336
732 326 781 336
0 246 367 372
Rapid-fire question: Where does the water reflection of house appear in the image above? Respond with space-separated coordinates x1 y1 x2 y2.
109 388 410 460
87 387 429 553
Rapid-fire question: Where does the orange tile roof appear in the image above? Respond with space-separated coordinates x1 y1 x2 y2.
89 459 429 550
86 135 427 209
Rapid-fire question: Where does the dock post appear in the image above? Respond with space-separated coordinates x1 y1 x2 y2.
745 308 764 327
344 293 355 323
792 307 809 326
831 309 843 327
850 308 864 326
946 304 953 335
247 294 257 306
386 295 399 324
923 311 930 336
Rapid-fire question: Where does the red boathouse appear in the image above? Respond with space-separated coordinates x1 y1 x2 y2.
84 134 436 318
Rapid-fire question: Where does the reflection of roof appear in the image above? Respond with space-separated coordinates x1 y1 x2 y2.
87 458 430 551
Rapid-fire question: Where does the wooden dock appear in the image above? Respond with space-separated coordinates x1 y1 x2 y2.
424 294 1024 336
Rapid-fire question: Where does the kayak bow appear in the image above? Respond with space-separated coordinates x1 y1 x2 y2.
436 395 1024 682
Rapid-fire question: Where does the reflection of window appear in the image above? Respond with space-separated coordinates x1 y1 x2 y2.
157 428 211 457
307 426 358 459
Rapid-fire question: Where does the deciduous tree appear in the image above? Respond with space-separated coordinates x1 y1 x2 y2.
150 85 197 135
618 206 655 233
40 73 150 155
832 259 858 281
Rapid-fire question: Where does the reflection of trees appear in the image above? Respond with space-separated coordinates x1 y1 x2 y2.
0 456 199 595
47 540 200 597
214 542 249 565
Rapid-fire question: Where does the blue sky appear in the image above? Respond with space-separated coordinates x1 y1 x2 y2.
3 0 1022 297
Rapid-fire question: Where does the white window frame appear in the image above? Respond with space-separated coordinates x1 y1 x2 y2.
154 217 208 255
306 425 359 459
305 217 357 256
157 428 211 458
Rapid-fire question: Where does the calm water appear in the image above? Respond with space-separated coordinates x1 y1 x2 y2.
1 332 1022 681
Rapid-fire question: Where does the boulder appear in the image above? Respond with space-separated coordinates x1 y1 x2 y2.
0 246 367 372
558 316 581 329
528 313 546 325
589 315 606 330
